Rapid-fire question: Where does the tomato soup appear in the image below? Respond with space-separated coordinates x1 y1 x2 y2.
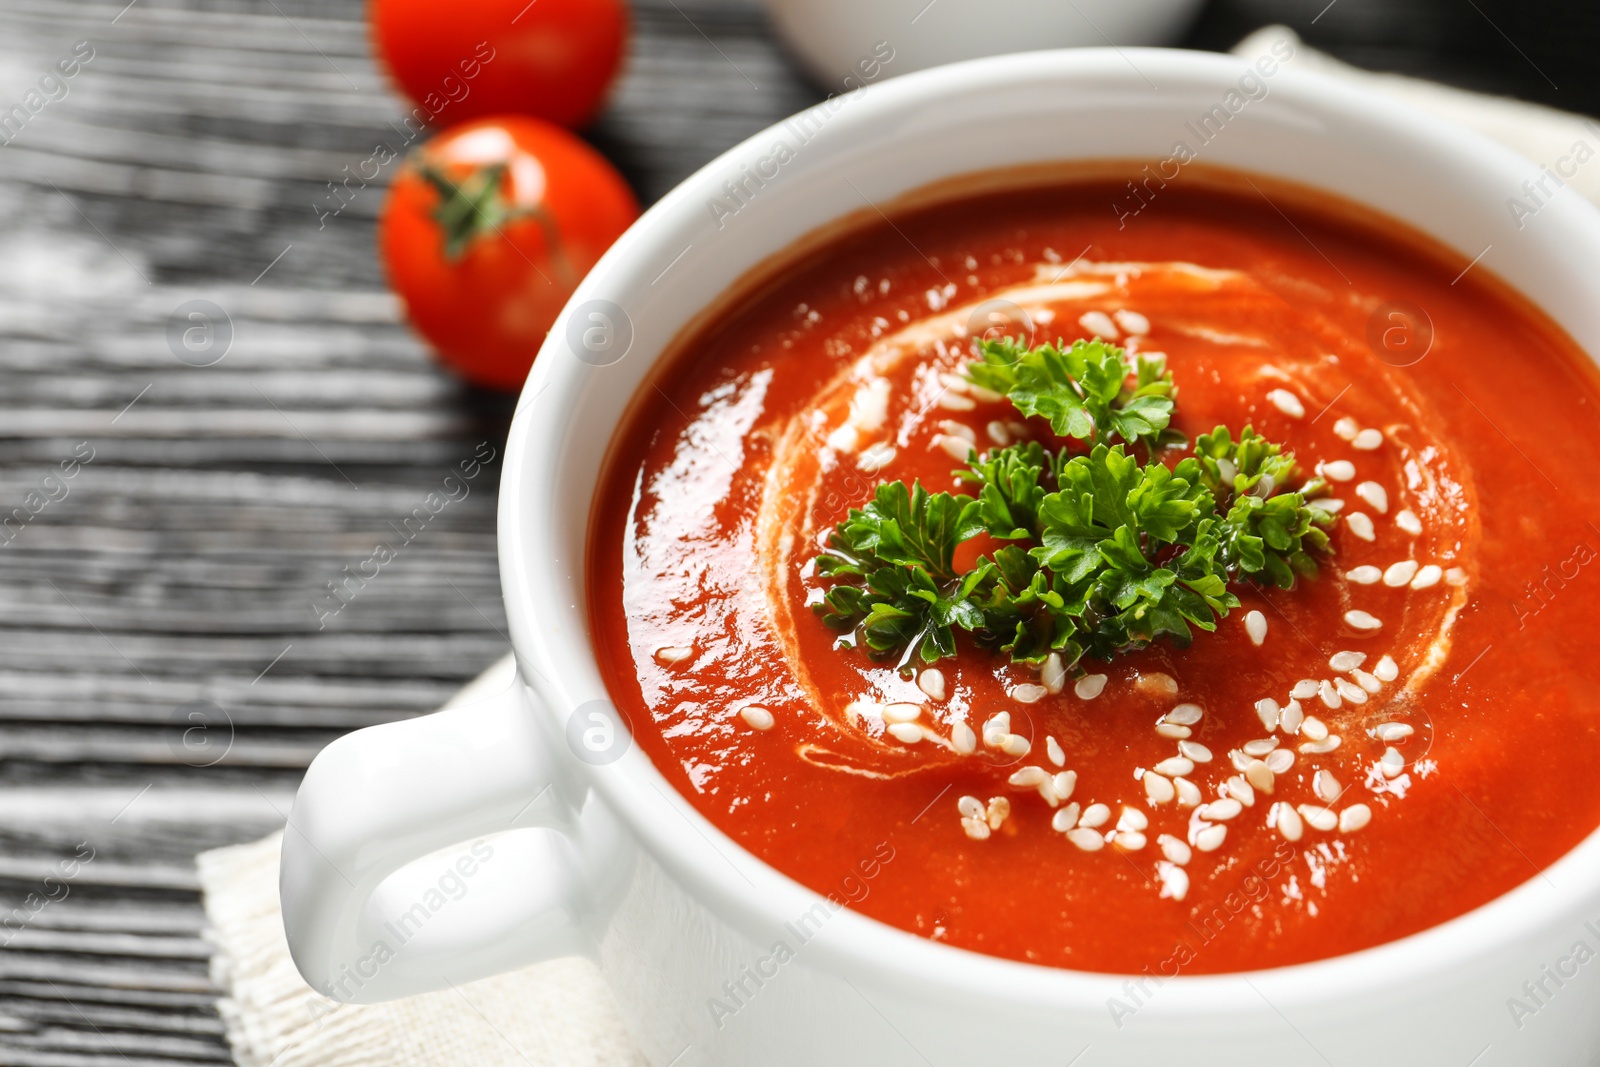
587 167 1600 974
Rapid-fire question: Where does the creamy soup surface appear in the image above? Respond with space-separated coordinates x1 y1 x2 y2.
588 170 1600 973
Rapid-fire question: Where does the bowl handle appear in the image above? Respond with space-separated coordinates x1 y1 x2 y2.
278 678 599 1002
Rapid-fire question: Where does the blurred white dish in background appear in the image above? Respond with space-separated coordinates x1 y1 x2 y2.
763 0 1206 87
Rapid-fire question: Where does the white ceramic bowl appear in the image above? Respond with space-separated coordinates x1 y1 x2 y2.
762 0 1206 87
282 48 1600 1065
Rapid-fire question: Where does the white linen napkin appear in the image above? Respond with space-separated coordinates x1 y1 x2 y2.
199 654 646 1067
197 29 1600 1066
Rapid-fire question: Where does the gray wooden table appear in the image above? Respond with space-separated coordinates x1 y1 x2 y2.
0 0 1582 1062
0 1 817 1061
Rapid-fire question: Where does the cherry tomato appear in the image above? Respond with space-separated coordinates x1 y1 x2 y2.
368 0 628 129
381 116 639 391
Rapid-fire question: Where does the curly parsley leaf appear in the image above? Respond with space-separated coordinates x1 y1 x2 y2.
1191 425 1335 587
965 336 1178 451
819 480 980 582
958 440 1054 541
812 341 1333 674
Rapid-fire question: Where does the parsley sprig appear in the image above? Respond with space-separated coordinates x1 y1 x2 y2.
813 336 1333 672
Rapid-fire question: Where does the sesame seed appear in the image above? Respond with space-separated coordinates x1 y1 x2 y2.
1245 609 1268 646
1318 680 1342 710
1067 827 1105 851
1079 803 1111 829
1159 835 1193 865
985 420 1012 447
1411 564 1443 589
1309 497 1346 514
1137 672 1180 697
1355 481 1389 513
1313 769 1341 803
740 705 775 730
887 722 923 743
1046 735 1066 767
1054 771 1077 801
929 433 970 461
1374 722 1414 742
1245 759 1275 794
1272 802 1305 842
1298 735 1342 755
1445 567 1468 586
1345 610 1382 631
1290 678 1319 700
1201 798 1243 821
1280 700 1305 735
916 668 947 702
1009 766 1049 788
1346 565 1382 584
1352 428 1383 450
1225 775 1256 807
1335 678 1368 704
1381 747 1406 778
1166 702 1204 725
1339 804 1372 832
1265 748 1296 774
1352 669 1382 693
882 703 922 724
1155 723 1192 739
961 817 991 840
1178 740 1214 763
1041 652 1066 695
986 796 1010 829
1333 417 1360 441
1012 683 1048 704
1174 777 1203 807
1195 824 1228 852
1157 861 1191 901
1144 772 1176 804
828 423 860 452
938 419 976 442
937 392 976 411
1298 804 1338 831
1229 749 1254 772
1320 459 1357 482
1079 310 1119 338
1242 738 1279 757
958 795 985 819
967 382 1005 404
1383 560 1419 587
938 372 971 394
655 646 694 665
1375 655 1399 682
1051 802 1082 832
1268 389 1306 418
857 442 897 472
1075 673 1108 699
1328 651 1364 672
1114 308 1151 336
1001 734 1031 758
1255 697 1281 731
1154 756 1195 777
951 722 977 754
1117 807 1150 833
1346 512 1376 541
1396 509 1422 534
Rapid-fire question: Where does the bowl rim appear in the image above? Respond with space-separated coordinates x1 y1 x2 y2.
499 44 1600 1016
